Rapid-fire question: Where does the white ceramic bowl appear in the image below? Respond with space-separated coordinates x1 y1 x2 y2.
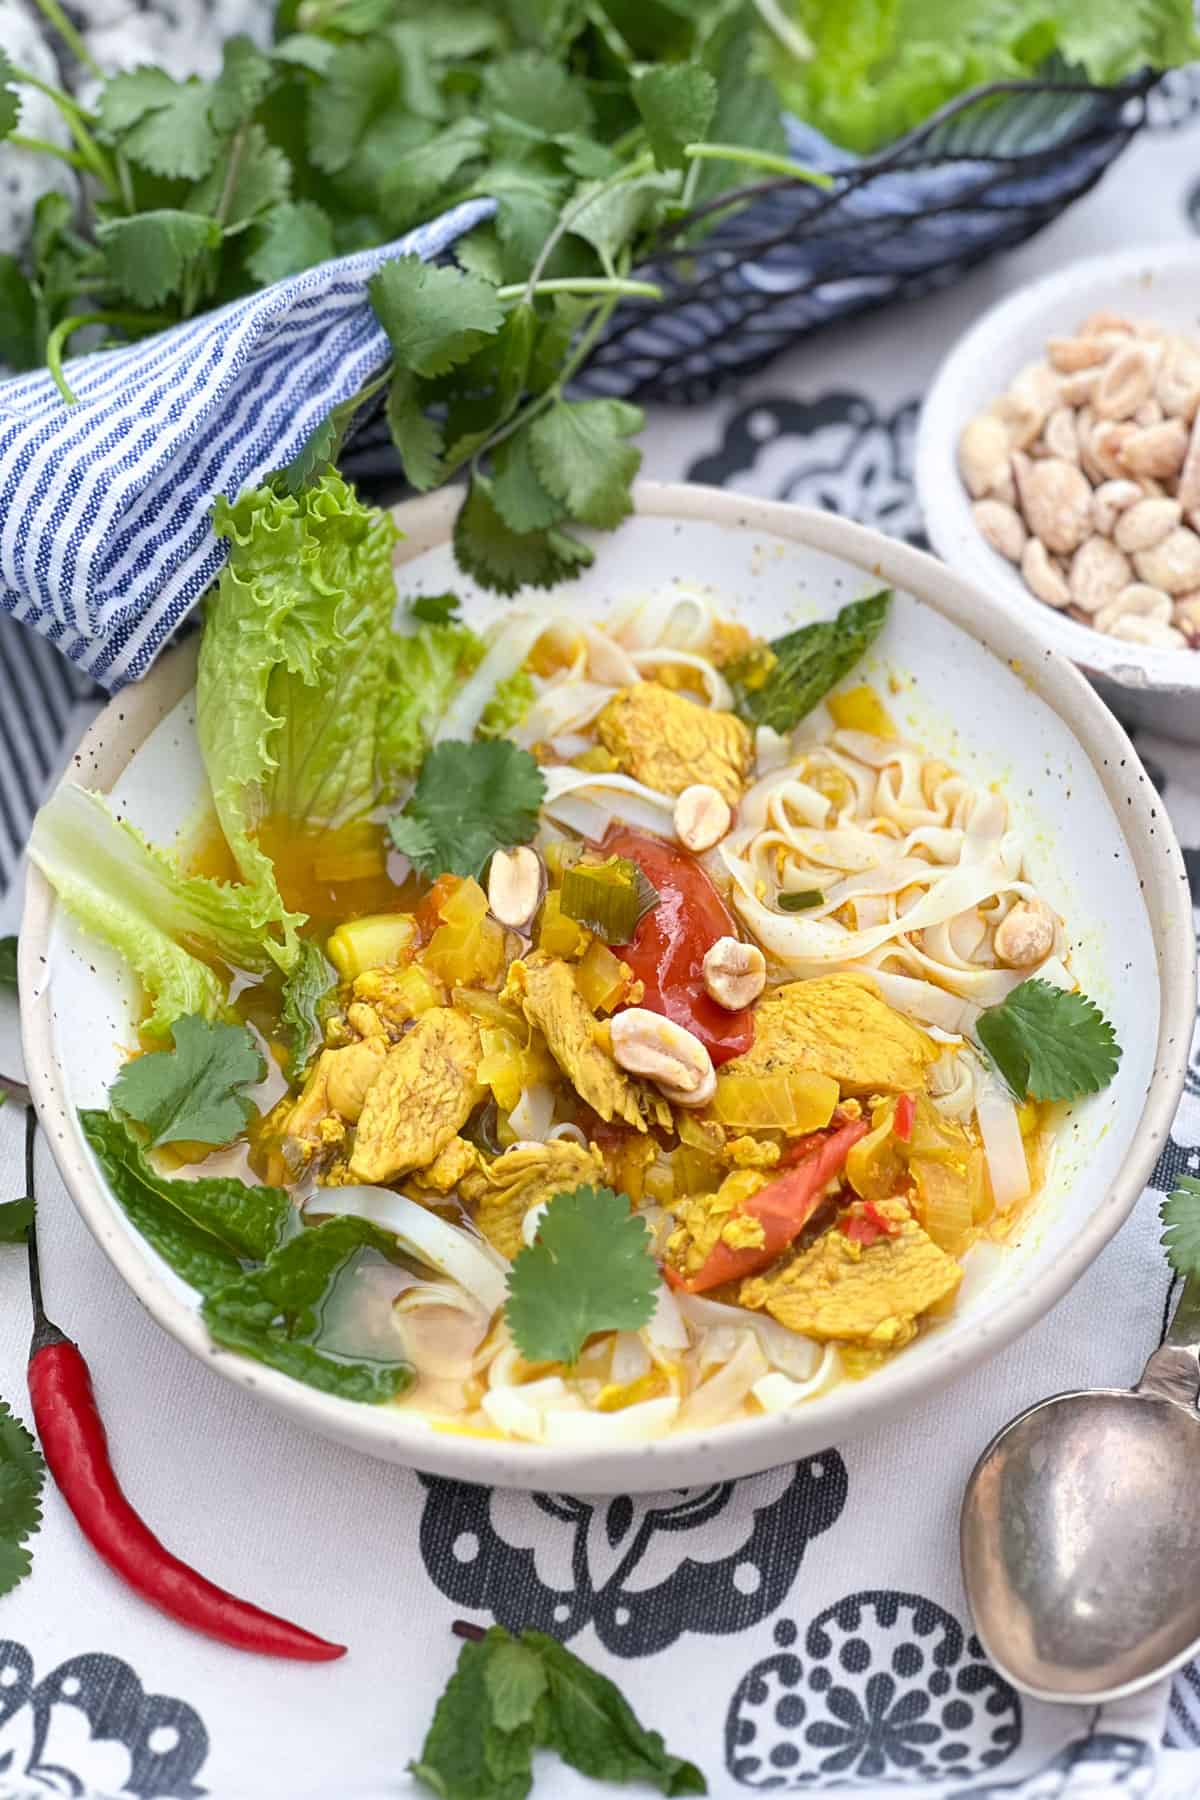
20 482 1196 1492
916 244 1200 741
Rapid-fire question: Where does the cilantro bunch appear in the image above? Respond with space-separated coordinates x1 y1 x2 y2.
0 0 810 595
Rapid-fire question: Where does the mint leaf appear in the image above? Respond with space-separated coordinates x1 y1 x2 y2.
408 593 461 626
976 979 1121 1103
97 211 222 307
387 372 445 492
634 63 717 169
485 1637 548 1732
246 200 335 284
411 1628 536 1800
505 1186 658 1364
529 400 643 530
80 1109 288 1277
0 1398 43 1600
729 591 891 732
1161 1176 1200 1282
0 935 16 989
0 1198 32 1243
110 1014 265 1149
369 255 505 379
388 738 546 880
453 474 592 596
279 939 334 1080
202 1216 413 1402
534 1631 706 1794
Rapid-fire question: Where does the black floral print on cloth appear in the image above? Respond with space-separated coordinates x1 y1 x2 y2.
0 1639 209 1797
419 1453 847 1658
948 1733 1153 1798
688 394 925 549
726 1592 1021 1787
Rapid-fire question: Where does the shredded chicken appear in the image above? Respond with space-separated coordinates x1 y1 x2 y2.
462 1139 606 1260
596 681 752 805
350 1008 483 1184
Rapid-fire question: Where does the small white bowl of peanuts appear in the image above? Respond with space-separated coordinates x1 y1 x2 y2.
916 246 1200 738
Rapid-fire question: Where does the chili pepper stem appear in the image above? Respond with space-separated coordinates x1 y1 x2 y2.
23 1104 68 1356
452 1620 488 1643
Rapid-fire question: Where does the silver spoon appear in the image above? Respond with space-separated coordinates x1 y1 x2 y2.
961 1273 1200 1703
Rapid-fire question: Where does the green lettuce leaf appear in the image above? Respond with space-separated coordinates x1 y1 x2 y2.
770 0 1199 153
27 785 286 1037
199 474 484 960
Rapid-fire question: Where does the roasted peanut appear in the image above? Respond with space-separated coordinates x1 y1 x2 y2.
993 898 1056 969
674 783 732 852
702 937 767 1011
487 847 546 930
610 1008 715 1106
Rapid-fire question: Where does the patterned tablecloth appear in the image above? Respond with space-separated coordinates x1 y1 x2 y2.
4 11 1200 1800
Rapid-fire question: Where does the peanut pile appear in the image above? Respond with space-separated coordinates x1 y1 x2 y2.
958 311 1200 650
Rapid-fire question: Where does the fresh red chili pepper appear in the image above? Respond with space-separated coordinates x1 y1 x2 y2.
894 1094 915 1141
21 1112 344 1661
664 1118 869 1293
603 826 754 1065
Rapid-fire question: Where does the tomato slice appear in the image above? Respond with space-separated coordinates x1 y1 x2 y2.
603 826 754 1065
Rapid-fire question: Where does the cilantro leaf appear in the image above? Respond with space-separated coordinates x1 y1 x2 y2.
491 430 565 534
529 400 643 531
567 169 679 268
111 74 222 181
202 1216 414 1402
381 118 487 226
210 35 276 133
0 934 16 989
505 1186 658 1364
388 739 545 881
976 979 1122 1103
277 412 341 496
280 939 334 1081
729 591 891 733
80 1109 288 1276
0 1397 44 1600
0 258 38 371
1161 1177 1200 1282
110 1013 265 1150
408 593 461 626
189 126 291 235
387 372 445 492
246 200 335 284
369 256 505 379
306 39 402 175
97 65 182 134
411 1626 707 1800
482 51 593 137
634 63 717 170
0 1197 32 1243
453 474 593 596
96 211 222 308
0 50 20 139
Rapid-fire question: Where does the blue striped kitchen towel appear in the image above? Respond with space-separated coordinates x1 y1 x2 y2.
0 196 494 693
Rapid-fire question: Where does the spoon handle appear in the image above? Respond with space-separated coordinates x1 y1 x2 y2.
1136 1273 1200 1407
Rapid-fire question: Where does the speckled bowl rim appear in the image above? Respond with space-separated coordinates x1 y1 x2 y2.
20 481 1196 1492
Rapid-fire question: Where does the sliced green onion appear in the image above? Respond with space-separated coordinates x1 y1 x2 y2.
778 889 824 913
560 856 659 943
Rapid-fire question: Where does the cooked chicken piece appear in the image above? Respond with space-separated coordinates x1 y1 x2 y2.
349 1008 483 1184
324 1036 388 1124
504 953 667 1131
419 1135 480 1194
351 966 440 1036
739 1200 961 1349
462 1139 606 1260
346 1001 388 1039
279 1053 345 1168
721 973 935 1096
596 681 752 806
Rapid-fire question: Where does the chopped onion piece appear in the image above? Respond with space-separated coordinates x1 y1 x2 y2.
547 1122 587 1147
644 1283 690 1352
675 1292 823 1382
677 1333 768 1432
610 1331 651 1385
752 1348 838 1412
303 1186 508 1316
541 1397 679 1445
975 1073 1031 1210
510 1084 555 1142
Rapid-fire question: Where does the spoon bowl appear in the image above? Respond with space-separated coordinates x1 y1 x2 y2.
962 1279 1200 1702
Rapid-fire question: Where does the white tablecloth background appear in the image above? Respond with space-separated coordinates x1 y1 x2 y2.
3 20 1200 1799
